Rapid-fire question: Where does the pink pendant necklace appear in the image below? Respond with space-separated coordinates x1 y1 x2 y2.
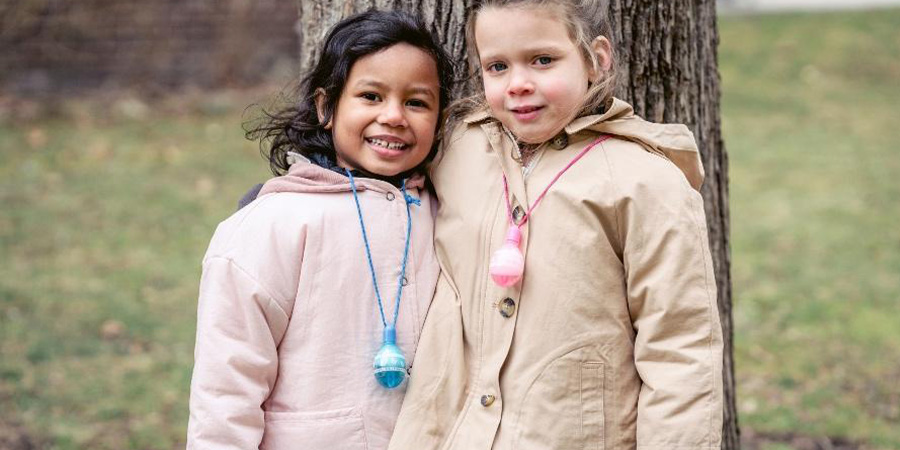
490 135 612 287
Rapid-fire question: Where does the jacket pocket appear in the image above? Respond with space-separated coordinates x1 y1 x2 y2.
260 407 368 450
581 362 605 450
515 353 607 450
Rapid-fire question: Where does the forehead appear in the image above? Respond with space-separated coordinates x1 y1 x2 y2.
346 43 440 90
474 5 576 57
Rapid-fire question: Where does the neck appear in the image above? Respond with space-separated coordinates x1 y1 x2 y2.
502 126 545 167
309 152 417 188
517 141 543 166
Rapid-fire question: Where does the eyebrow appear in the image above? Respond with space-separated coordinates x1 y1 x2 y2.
479 44 569 62
354 79 437 100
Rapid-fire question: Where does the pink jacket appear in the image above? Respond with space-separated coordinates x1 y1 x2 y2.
187 158 440 450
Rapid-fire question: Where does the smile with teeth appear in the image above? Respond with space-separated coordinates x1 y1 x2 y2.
366 137 409 150
511 105 542 113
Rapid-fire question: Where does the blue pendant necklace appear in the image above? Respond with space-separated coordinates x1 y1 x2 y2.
347 169 418 389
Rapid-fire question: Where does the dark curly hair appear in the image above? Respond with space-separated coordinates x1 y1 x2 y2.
246 10 456 176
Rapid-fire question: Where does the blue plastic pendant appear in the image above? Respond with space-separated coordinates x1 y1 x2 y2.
373 326 407 389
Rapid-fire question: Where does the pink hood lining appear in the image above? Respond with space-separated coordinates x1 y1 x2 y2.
258 157 426 197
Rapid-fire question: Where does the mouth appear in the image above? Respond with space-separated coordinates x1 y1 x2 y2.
365 135 412 157
509 105 544 121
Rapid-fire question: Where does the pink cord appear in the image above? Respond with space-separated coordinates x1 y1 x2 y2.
503 135 611 226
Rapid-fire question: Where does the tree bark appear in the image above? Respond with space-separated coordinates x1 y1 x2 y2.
606 2 739 448
297 0 471 83
296 1 738 447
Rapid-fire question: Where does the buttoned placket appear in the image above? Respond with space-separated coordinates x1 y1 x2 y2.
368 180 420 352
396 182 423 351
444 123 529 450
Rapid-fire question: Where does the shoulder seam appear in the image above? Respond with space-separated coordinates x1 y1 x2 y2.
218 193 284 250
598 139 627 256
203 255 290 319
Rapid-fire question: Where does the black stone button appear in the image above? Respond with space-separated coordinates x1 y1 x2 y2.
551 133 569 150
512 205 526 225
499 298 516 318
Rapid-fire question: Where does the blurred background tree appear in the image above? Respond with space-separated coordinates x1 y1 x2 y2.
0 0 297 97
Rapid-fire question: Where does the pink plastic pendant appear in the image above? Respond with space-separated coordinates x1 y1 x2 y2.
490 225 525 286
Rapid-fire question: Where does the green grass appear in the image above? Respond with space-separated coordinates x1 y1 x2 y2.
0 103 271 449
722 8 900 449
1 7 899 450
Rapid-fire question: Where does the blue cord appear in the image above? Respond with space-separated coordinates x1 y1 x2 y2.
346 170 415 328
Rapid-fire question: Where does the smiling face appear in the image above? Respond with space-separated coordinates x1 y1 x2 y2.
326 43 440 176
475 6 594 144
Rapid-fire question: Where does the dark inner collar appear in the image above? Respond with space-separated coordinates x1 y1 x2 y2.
308 152 414 188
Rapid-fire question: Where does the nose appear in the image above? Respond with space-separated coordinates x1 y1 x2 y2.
378 100 408 128
507 67 534 96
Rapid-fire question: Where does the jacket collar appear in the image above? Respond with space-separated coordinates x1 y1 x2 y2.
564 98 633 134
258 152 426 198
459 97 705 191
462 107 492 125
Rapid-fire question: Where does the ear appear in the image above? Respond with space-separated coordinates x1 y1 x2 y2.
314 88 332 130
588 36 613 81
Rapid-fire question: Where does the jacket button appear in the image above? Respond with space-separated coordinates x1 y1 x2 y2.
386 192 396 201
512 206 526 225
498 298 516 318
480 394 496 407
551 133 568 150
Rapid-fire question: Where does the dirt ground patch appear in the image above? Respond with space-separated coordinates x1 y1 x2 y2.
0 422 43 450
743 428 868 450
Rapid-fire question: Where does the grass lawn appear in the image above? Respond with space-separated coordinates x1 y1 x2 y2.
0 95 272 448
1 7 899 450
721 7 900 449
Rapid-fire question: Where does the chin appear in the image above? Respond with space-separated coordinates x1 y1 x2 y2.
514 130 553 145
365 163 408 177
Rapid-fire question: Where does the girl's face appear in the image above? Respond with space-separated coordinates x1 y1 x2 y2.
475 6 595 144
326 43 441 176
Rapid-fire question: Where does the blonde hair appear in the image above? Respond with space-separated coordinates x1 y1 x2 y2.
447 0 618 136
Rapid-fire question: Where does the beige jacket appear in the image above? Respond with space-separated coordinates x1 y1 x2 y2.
388 99 723 449
187 159 439 450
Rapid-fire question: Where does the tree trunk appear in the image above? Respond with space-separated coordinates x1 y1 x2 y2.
296 1 738 447
606 2 739 448
296 0 471 82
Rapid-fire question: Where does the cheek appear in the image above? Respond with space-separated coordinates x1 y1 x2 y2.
330 108 362 154
540 77 588 107
418 134 436 154
483 78 506 109
422 119 439 147
414 113 439 147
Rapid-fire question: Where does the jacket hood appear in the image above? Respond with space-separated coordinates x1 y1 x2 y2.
567 98 705 191
258 154 426 197
462 97 704 191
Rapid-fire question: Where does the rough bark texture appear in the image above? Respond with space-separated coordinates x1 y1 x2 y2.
296 1 737 447
607 1 739 447
297 0 471 82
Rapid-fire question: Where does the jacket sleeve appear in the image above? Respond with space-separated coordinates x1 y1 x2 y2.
186 256 290 450
620 172 724 449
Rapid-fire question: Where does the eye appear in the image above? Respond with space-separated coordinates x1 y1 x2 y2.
360 92 381 102
534 56 553 66
406 99 431 109
485 62 508 73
